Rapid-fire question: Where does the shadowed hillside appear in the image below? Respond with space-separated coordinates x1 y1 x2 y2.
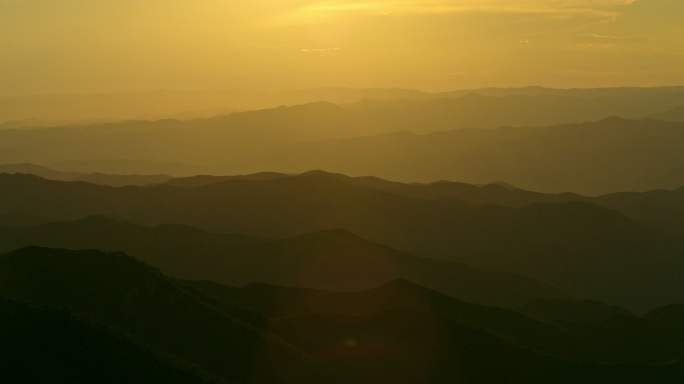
1 172 683 310
0 216 571 308
0 247 311 383
255 117 684 194
4 97 684 193
3 246 683 383
0 298 222 384
0 163 172 186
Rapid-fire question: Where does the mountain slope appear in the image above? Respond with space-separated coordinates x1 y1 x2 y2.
1 173 683 310
0 298 221 384
0 217 570 308
0 163 172 186
184 279 609 362
269 309 683 384
2 246 683 383
4 93 684 193
0 247 310 383
256 117 684 194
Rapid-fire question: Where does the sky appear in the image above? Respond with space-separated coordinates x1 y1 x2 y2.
1 0 683 95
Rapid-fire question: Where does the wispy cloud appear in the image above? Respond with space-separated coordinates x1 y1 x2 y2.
276 0 636 18
300 47 342 54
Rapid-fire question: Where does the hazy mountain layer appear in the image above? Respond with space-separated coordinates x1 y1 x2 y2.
2 86 683 127
196 279 684 365
0 163 172 186
0 216 571 308
0 298 222 384
3 100 684 192
255 117 684 194
3 246 683 383
0 247 310 383
0 88 430 125
2 172 684 311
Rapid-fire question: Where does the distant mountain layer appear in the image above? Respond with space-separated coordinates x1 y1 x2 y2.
3 100 684 192
3 86 684 125
0 163 172 186
3 246 684 383
0 88 430 124
646 105 684 122
2 172 684 311
252 117 684 194
0 216 571 308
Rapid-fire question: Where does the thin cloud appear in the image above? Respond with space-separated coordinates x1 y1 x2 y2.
279 0 636 17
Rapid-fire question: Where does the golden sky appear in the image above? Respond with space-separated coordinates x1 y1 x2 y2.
1 0 682 95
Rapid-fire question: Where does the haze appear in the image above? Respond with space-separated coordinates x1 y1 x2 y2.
2 0 683 95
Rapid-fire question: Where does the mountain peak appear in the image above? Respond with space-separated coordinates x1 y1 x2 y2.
296 170 348 179
598 115 630 124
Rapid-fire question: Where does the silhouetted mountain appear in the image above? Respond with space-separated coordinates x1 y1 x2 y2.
0 173 684 311
646 106 684 122
440 86 684 101
0 247 310 383
0 298 221 384
1 172 683 310
594 187 684 237
0 88 430 125
162 170 582 207
3 246 683 383
0 163 173 186
256 117 684 194
51 159 208 177
0 211 52 227
0 163 82 180
345 92 684 132
0 217 569 308
518 299 634 323
0 102 375 173
269 309 683 383
8 86 684 127
185 279 616 362
72 172 172 186
164 172 289 187
4 93 684 192
517 299 684 364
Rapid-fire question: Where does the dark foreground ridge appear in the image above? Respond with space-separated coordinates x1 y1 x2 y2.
2 246 684 383
2 172 684 311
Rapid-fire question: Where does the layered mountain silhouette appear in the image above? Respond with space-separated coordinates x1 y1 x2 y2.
2 172 684 310
5 85 684 383
0 247 310 383
3 86 684 127
190 278 684 366
4 94 684 193
0 163 172 186
0 216 570 308
0 298 222 384
646 106 684 122
3 246 684 383
255 117 684 194
0 88 430 125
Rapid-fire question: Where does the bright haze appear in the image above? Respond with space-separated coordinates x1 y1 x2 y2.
1 0 683 95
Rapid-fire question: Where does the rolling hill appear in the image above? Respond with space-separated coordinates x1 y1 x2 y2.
0 247 310 383
0 216 571 308
1 172 683 311
3 246 683 383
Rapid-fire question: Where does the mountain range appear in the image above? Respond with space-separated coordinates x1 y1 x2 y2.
2 172 684 311
4 85 684 382
3 246 684 383
0 215 571 308
3 100 684 192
